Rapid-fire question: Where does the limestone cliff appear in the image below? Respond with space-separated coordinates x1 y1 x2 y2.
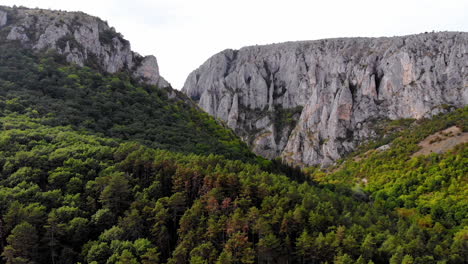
183 32 468 166
0 6 169 88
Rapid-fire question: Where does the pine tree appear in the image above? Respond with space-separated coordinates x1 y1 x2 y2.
296 230 315 263
116 249 139 264
2 222 39 264
44 211 65 264
99 173 131 214
401 254 414 264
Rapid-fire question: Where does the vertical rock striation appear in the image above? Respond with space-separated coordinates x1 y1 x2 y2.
183 32 468 167
0 6 169 88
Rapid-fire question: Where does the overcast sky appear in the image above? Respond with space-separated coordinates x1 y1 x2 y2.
2 0 468 89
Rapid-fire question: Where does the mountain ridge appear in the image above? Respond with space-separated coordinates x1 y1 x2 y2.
0 5 257 162
0 5 169 88
183 32 468 167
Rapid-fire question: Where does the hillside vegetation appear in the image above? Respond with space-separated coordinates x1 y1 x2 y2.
0 37 466 264
0 109 465 264
0 41 253 161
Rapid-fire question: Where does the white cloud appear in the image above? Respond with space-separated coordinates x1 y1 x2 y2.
2 0 468 89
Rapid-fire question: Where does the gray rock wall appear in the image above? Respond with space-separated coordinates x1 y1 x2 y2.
0 6 169 88
183 32 468 167
0 9 7 27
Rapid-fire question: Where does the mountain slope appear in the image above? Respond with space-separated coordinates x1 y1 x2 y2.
0 5 466 264
0 105 466 264
0 5 255 162
0 40 254 161
182 32 468 167
0 5 168 87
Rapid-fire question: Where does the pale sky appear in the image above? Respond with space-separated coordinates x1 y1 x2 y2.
2 0 468 89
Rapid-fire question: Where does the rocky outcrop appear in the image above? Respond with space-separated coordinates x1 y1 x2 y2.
0 9 7 27
133 55 169 87
0 6 169 88
183 32 468 167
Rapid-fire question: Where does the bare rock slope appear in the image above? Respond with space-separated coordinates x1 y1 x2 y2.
0 6 169 88
183 32 468 166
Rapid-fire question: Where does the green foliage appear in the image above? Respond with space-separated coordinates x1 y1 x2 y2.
0 41 254 161
272 106 303 142
2 221 39 264
0 33 466 264
0 111 464 263
308 107 468 264
352 107 467 158
99 28 126 46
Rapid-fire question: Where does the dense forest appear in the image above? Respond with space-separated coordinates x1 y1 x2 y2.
0 40 466 264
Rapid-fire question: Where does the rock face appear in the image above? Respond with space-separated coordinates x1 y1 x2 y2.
0 9 7 27
0 6 169 88
183 32 468 167
133 55 169 87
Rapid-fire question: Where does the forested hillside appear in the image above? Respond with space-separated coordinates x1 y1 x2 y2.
0 13 466 264
0 40 465 263
0 41 253 161
0 106 466 264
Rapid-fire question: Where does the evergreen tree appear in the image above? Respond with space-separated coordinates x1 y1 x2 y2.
2 222 39 264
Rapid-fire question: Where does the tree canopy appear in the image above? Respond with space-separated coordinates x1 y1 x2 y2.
0 39 466 264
